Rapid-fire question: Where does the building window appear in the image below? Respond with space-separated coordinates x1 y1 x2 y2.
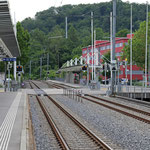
132 70 144 75
89 49 92 53
116 52 121 56
106 45 110 49
116 52 123 56
101 46 105 50
82 50 87 54
120 43 123 47
115 43 123 48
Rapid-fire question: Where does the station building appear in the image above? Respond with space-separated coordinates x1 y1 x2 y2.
82 34 143 81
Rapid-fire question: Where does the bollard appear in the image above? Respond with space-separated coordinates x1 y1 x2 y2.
71 89 72 99
67 89 69 96
77 90 79 101
75 90 77 101
134 86 135 99
69 89 71 98
141 87 143 100
72 89 73 99
73 89 74 100
80 90 83 103
78 90 80 102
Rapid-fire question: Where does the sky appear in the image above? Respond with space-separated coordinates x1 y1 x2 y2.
8 0 148 22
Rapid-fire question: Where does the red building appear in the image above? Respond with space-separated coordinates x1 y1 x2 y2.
82 34 143 81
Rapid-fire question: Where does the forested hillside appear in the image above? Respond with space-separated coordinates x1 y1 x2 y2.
20 0 148 79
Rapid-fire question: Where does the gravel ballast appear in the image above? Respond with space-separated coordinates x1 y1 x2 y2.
29 95 60 150
52 94 150 150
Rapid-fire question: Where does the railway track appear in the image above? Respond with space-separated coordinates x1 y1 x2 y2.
81 95 150 124
45 80 78 89
38 81 150 124
29 81 113 150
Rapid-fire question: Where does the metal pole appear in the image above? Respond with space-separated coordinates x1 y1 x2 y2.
130 4 133 97
87 65 89 86
115 71 116 92
118 61 119 90
47 53 49 79
94 29 96 80
105 62 107 86
91 12 94 81
149 45 150 87
145 2 148 96
40 57 42 79
125 61 127 90
8 62 10 91
65 17 68 39
18 73 21 89
29 60 31 79
14 58 16 81
47 53 49 72
111 0 116 95
110 12 113 80
4 62 7 92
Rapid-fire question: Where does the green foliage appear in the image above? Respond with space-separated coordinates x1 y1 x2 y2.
19 1 149 79
82 71 87 76
123 13 150 68
116 29 129 37
22 1 147 34
102 50 112 64
98 76 102 82
0 61 5 72
17 22 30 67
48 70 57 79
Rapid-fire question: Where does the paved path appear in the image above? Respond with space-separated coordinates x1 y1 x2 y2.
0 91 28 150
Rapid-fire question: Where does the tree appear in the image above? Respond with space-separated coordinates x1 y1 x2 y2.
67 24 80 49
116 29 129 37
101 51 111 78
17 22 30 67
123 14 150 68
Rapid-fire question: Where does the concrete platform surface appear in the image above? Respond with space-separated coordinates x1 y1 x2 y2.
47 80 107 95
0 90 27 150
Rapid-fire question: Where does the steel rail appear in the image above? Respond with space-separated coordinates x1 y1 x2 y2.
81 95 150 124
86 94 150 116
47 95 113 150
30 81 40 89
30 81 112 150
36 96 70 150
46 81 77 89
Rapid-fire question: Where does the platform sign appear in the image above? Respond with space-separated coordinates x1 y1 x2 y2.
2 58 16 61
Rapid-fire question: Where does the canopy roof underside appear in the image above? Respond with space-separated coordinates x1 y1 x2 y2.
0 0 20 58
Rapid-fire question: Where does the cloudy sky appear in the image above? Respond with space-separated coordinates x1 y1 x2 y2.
8 0 148 22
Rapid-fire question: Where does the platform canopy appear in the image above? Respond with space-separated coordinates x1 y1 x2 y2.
0 0 20 58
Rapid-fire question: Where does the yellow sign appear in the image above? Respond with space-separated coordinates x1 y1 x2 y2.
125 58 127 61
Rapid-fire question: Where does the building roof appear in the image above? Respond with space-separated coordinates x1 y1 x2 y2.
0 0 20 58
82 35 130 50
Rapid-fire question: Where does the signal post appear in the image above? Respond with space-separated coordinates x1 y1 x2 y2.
17 65 23 88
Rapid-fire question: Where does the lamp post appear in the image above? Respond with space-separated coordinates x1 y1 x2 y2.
105 62 107 86
111 0 117 95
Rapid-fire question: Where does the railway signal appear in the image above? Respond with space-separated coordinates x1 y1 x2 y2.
17 65 23 72
82 65 87 71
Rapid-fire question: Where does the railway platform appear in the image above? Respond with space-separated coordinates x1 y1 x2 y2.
47 79 108 95
0 90 28 150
